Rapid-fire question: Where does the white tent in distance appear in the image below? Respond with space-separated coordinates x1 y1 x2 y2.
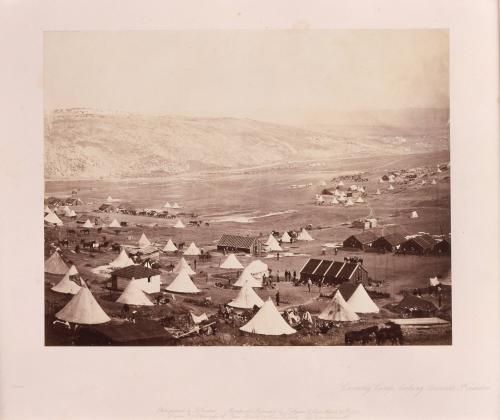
220 253 244 270
410 211 419 219
281 231 291 243
297 228 313 241
166 269 200 294
174 220 185 228
110 248 134 268
44 212 63 226
163 239 178 252
138 233 151 247
240 298 296 335
265 234 282 252
184 242 201 256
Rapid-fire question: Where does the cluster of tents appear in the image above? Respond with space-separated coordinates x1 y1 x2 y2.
265 228 313 249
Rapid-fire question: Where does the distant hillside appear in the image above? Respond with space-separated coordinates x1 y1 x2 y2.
44 108 449 179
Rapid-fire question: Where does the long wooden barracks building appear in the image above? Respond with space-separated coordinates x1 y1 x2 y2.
299 258 369 285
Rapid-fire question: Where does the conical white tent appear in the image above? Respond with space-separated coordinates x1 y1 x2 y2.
421 180 426 185
234 267 263 288
437 167 442 173
109 219 121 228
56 287 111 325
331 197 339 204
64 207 72 217
67 264 79 276
429 276 440 287
166 269 200 294
345 284 379 313
45 251 69 275
44 212 63 226
344 199 354 207
110 249 134 268
138 233 151 247
297 228 314 241
337 181 344 186
106 196 113 203
375 189 381 195
220 253 244 270
431 179 437 185
184 242 201 256
355 196 365 203
163 239 178 252
318 291 360 321
173 257 196 275
116 281 153 306
69 209 77 217
265 234 283 252
174 220 185 228
228 280 264 309
281 231 291 243
388 184 394 190
410 211 419 219
240 298 296 335
172 202 180 209
51 269 82 294
164 202 172 208
245 260 269 279
82 219 93 228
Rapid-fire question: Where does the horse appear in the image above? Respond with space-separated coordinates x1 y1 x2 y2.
375 323 403 345
345 326 379 345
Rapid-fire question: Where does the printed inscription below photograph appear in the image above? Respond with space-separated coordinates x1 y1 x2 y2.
44 30 451 346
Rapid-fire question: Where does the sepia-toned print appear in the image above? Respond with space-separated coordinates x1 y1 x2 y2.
44 30 451 346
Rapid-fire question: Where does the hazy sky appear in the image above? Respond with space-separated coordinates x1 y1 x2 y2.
44 30 449 125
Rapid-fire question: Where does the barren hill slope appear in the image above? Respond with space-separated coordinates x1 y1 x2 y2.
44 108 449 179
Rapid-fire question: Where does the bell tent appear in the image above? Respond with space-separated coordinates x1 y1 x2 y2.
240 298 296 335
166 269 200 294
82 219 93 228
44 212 63 226
173 257 196 275
110 249 134 268
51 269 82 295
138 233 151 247
45 251 69 275
297 228 314 241
410 211 419 219
344 284 379 313
228 280 264 309
318 291 360 321
163 239 178 252
355 196 365 203
183 242 201 256
56 287 111 325
281 231 291 243
109 219 121 228
116 281 153 306
265 234 283 252
234 267 263 288
174 220 185 228
220 253 244 270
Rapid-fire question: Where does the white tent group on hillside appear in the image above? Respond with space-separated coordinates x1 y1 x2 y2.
318 284 379 321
